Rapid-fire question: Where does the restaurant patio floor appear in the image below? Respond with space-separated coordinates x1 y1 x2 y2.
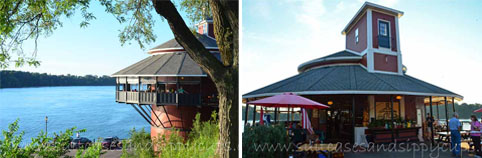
343 142 473 158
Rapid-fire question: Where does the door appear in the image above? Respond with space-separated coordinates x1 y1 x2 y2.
378 20 390 48
325 104 353 143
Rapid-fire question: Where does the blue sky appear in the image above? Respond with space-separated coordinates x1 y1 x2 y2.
8 1 192 76
241 0 482 104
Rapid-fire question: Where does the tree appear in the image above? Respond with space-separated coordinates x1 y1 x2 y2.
0 0 238 157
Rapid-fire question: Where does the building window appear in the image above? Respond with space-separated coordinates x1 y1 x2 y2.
355 28 359 44
379 23 387 36
203 23 208 34
378 20 390 48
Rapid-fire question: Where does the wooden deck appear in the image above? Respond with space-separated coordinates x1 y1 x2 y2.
115 91 201 106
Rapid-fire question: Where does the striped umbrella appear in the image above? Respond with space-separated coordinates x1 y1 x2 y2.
474 108 482 112
259 108 264 125
301 108 314 134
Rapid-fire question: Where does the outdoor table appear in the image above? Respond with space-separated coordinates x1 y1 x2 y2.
436 131 469 143
297 143 338 158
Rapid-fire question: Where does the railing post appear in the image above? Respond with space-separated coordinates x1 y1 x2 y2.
452 97 456 112
429 96 434 145
125 77 128 102
138 77 141 104
155 78 158 104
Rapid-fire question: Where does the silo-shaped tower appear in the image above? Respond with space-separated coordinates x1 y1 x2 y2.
112 18 219 139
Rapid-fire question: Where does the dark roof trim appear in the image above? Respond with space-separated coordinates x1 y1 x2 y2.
148 34 218 52
111 74 207 77
148 47 219 54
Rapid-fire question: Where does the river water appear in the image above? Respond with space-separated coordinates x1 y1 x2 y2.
0 86 150 144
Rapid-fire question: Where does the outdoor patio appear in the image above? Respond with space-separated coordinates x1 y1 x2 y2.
344 150 470 158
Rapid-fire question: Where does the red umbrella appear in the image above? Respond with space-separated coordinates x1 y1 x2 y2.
247 92 329 109
259 108 264 125
474 108 482 112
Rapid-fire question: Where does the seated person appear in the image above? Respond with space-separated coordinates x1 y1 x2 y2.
178 86 188 94
291 124 306 145
306 133 319 143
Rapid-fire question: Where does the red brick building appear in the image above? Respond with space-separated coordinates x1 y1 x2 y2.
113 18 218 140
243 2 463 144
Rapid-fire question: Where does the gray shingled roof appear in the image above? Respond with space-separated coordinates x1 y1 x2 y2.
112 52 206 77
149 34 217 51
243 65 462 99
318 50 361 59
298 50 362 72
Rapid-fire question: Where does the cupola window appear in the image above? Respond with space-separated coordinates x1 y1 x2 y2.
378 20 390 48
355 28 359 44
203 23 208 34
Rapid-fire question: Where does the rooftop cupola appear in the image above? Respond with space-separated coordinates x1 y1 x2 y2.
196 17 214 39
341 2 405 75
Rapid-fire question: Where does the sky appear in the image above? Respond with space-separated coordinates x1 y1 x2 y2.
6 0 482 104
7 1 193 76
241 0 482 104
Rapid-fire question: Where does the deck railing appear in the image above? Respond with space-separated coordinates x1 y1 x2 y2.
115 91 201 106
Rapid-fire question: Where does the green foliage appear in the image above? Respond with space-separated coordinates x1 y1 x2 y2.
179 0 211 24
0 70 115 88
32 127 86 158
119 128 154 158
426 103 482 119
242 124 290 158
158 111 218 158
0 0 95 69
99 0 156 49
120 111 219 158
0 119 87 158
75 142 102 158
0 0 217 70
0 119 33 158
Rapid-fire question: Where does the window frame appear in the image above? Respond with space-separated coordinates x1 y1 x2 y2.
355 28 359 44
377 19 391 49
203 23 208 34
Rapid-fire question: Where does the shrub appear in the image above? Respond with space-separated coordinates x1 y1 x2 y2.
242 123 290 158
157 111 218 158
119 111 219 158
0 119 87 158
120 128 154 158
75 142 102 158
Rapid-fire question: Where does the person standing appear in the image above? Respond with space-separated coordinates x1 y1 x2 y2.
471 115 482 157
449 113 462 157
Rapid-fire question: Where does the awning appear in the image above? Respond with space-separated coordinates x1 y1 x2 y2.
112 52 207 77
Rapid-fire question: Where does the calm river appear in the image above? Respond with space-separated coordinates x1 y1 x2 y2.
0 86 150 144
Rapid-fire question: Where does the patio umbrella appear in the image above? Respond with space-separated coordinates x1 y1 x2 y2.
474 108 482 112
247 92 329 109
259 108 264 125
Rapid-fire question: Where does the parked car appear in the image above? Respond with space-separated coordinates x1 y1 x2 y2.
70 137 92 149
102 136 120 149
